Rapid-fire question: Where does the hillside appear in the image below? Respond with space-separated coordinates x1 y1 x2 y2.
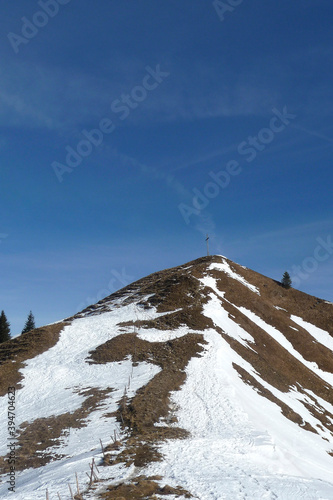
0 255 333 499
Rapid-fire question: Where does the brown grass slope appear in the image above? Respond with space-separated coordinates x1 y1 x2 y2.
201 256 333 437
69 256 213 322
84 253 333 438
84 254 333 497
71 253 332 336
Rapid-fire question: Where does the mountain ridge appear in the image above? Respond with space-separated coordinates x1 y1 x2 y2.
0 254 333 499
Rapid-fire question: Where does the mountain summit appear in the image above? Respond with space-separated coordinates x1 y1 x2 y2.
1 255 333 499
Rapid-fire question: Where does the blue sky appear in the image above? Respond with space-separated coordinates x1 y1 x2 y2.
1 0 332 335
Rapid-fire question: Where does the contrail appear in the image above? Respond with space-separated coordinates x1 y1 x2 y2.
291 124 333 144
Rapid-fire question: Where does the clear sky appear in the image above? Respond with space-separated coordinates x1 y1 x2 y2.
1 0 332 336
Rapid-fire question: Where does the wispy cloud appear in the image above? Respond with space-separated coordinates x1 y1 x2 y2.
2 47 331 137
247 220 333 246
0 57 281 134
148 61 280 122
0 61 116 131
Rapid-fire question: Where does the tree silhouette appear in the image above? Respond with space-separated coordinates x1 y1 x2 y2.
22 311 36 334
0 310 11 343
281 271 292 289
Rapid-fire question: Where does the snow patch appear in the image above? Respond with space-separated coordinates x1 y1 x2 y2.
237 306 333 387
291 315 333 353
209 260 260 295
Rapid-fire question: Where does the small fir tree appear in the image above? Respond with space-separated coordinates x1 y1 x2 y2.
0 310 11 343
281 271 292 289
22 311 36 334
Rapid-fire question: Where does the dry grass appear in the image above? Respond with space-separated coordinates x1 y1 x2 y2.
100 475 192 499
88 254 333 481
218 302 333 401
89 332 207 470
214 257 333 336
72 256 214 321
202 257 333 435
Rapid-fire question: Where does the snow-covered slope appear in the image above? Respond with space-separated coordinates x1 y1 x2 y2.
0 255 333 499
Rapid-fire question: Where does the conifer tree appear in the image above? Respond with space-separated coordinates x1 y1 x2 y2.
22 311 36 334
281 271 292 289
0 310 11 343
